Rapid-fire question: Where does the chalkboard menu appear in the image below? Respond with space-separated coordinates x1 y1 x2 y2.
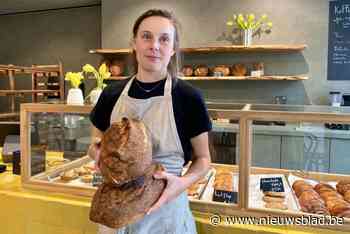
260 177 285 192
328 0 350 80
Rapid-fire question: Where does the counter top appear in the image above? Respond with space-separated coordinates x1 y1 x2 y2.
213 121 350 139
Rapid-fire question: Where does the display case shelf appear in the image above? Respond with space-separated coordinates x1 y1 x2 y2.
89 44 306 55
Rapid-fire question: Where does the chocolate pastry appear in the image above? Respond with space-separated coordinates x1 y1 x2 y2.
89 118 166 229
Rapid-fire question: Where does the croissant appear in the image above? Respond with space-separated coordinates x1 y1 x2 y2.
344 190 350 203
319 191 343 202
314 183 335 193
293 180 314 197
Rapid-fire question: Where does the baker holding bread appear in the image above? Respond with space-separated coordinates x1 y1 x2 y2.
88 9 212 234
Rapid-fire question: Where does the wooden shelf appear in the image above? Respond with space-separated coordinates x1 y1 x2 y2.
0 90 60 96
104 75 308 81
0 64 61 74
0 112 19 119
180 75 308 81
106 76 129 80
90 44 306 55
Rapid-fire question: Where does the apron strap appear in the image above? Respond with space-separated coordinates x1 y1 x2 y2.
120 75 136 97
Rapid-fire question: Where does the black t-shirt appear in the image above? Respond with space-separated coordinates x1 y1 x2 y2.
90 77 212 165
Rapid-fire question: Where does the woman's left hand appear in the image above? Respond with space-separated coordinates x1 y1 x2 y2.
147 171 187 215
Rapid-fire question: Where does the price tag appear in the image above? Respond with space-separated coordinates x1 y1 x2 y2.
213 190 238 203
260 177 284 192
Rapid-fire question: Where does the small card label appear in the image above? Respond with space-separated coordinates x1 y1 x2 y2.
92 173 103 187
213 190 238 203
260 177 284 192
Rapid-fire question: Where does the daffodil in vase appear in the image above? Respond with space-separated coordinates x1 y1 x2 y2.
82 63 110 105
225 13 272 46
65 72 85 105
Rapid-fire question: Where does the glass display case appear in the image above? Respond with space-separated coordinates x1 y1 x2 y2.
21 103 350 230
21 103 97 197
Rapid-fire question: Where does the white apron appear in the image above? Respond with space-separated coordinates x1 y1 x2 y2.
98 74 197 234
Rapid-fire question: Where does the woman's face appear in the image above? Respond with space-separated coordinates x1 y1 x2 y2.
133 16 175 75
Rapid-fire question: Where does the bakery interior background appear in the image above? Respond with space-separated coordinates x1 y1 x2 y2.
0 0 348 107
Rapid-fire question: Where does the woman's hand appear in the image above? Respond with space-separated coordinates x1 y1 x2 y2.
88 137 101 171
147 171 187 215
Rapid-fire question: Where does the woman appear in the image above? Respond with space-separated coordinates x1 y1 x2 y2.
89 9 211 234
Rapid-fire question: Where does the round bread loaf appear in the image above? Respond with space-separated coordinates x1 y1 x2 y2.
99 118 152 185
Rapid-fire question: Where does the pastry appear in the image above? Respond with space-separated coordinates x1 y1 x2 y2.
337 180 350 195
76 166 91 176
187 183 200 197
292 180 314 197
314 183 335 193
344 190 350 203
214 172 233 191
263 195 285 203
60 169 79 181
292 181 329 215
265 202 288 210
81 174 93 183
263 191 285 198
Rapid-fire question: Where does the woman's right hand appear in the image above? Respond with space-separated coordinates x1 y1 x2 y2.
88 137 101 171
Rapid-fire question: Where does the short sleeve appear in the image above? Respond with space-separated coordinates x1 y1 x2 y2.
185 89 212 139
90 83 122 132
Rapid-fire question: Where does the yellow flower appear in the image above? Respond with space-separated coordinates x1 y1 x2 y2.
248 14 255 22
65 72 84 88
226 20 234 26
261 14 268 21
82 64 96 73
82 63 110 89
267 22 273 28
